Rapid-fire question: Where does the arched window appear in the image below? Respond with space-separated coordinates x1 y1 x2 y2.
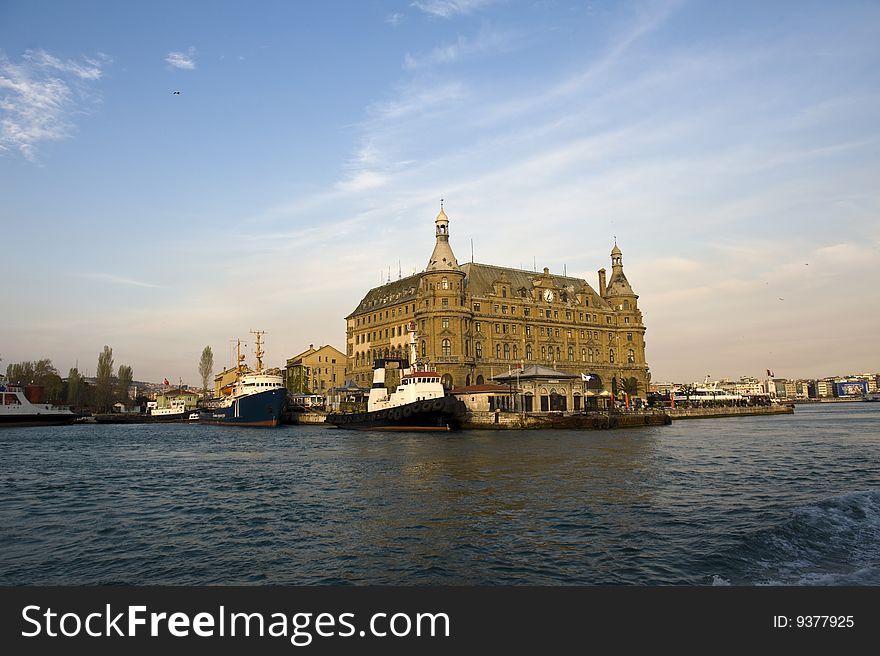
465 375 471 386
496 344 502 359
568 346 574 361
475 342 483 359
421 340 426 357
513 344 518 360
628 349 635 363
441 277 449 289
476 375 485 385
555 347 560 361
581 348 586 362
609 349 615 364
526 343 532 360
503 343 510 359
588 349 594 363
623 300 630 310
442 339 451 356
541 346 546 360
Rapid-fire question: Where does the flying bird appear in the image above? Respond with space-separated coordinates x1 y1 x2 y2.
778 297 785 301
172 90 181 95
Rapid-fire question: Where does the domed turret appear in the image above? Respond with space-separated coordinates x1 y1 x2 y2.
605 241 636 299
426 201 460 272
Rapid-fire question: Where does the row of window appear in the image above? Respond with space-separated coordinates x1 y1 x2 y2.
355 304 417 327
476 300 633 316
353 344 638 366
356 318 638 347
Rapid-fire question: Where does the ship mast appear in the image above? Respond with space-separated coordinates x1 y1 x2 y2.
251 330 266 373
235 339 246 375
407 321 418 371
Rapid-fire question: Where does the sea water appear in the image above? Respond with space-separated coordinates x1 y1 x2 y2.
1 402 878 585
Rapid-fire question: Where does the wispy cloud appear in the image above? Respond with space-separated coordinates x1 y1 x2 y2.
165 47 197 70
335 170 389 193
411 0 496 18
386 13 404 27
0 49 109 161
78 273 163 288
403 27 517 69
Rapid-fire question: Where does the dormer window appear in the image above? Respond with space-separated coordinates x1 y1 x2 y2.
441 277 449 289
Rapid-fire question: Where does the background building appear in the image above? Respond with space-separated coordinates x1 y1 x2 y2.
345 206 650 399
286 344 346 395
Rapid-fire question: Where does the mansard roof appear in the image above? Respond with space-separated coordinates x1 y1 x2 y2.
347 273 421 318
605 269 636 298
461 263 611 308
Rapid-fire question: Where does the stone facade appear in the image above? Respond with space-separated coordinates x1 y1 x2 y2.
345 207 650 399
286 344 346 394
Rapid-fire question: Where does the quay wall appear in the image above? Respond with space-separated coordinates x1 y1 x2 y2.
666 405 793 420
461 411 671 430
287 412 327 424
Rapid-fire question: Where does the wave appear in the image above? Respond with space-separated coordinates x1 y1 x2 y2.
715 490 880 585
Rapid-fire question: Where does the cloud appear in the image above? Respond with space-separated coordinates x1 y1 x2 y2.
0 49 109 161
411 0 496 18
335 170 389 193
386 13 404 26
165 47 197 70
403 28 516 69
78 273 163 288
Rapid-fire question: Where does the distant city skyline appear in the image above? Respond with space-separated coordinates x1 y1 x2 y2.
2 0 878 385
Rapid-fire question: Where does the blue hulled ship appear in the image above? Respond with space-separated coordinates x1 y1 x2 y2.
200 332 288 427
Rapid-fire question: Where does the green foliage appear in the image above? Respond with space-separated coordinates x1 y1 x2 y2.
620 376 640 397
198 346 214 395
117 364 133 403
95 346 116 412
286 365 312 395
67 368 85 407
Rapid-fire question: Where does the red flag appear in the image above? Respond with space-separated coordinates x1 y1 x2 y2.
164 378 169 385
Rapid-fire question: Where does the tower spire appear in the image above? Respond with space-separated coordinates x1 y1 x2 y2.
426 201 459 271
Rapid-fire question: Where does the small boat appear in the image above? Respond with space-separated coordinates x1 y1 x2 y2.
149 398 193 422
326 322 464 431
0 384 78 427
200 332 287 427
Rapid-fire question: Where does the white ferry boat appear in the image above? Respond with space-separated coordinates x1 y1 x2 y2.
0 384 77 427
672 380 744 404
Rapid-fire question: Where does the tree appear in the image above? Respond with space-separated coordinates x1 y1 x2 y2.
95 346 115 412
198 346 214 396
6 361 35 386
621 376 640 397
67 368 85 407
117 364 133 403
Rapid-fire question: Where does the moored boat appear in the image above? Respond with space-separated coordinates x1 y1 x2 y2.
199 332 287 427
0 384 78 427
326 322 465 431
148 398 193 422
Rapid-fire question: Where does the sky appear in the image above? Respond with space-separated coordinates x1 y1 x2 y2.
1 0 878 385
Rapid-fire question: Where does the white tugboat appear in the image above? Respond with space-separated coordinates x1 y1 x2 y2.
326 322 464 431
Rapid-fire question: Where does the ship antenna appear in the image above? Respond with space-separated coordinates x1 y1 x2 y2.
236 339 242 375
251 330 265 373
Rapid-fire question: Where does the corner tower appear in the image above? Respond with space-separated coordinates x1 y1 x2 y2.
416 202 468 388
